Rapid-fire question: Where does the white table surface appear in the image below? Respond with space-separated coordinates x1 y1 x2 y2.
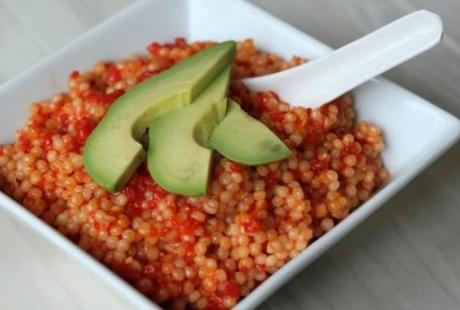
1 1 459 309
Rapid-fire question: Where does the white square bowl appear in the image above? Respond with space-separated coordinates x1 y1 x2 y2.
0 0 459 309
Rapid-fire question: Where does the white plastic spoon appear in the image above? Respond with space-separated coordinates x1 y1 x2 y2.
243 10 443 108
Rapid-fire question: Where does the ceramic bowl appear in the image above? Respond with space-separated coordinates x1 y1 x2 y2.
1 0 459 309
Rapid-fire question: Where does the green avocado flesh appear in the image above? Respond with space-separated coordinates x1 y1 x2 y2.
210 100 291 165
83 41 236 191
147 67 231 196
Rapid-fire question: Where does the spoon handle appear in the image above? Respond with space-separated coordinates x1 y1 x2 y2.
243 10 443 108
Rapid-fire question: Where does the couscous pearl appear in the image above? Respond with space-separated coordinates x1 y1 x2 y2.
0 38 388 310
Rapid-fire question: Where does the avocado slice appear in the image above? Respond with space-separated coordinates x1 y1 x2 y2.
147 67 231 196
83 41 236 191
210 100 291 165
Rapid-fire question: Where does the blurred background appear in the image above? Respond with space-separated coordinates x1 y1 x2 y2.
0 1 459 309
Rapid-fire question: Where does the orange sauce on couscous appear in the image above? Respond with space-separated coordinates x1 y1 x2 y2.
0 38 389 309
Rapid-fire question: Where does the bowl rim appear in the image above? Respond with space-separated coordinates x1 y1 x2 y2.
1 1 459 310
